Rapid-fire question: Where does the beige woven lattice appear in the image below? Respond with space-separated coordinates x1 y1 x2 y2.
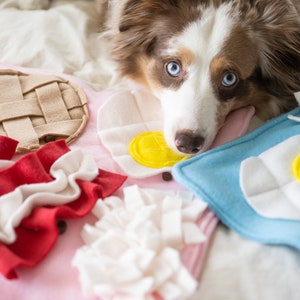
0 69 89 153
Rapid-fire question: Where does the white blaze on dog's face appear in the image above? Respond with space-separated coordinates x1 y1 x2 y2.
154 5 236 154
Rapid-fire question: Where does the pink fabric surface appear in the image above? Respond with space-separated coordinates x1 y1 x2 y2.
0 64 254 299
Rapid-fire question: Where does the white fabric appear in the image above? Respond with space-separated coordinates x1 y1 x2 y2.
72 185 207 300
294 91 300 104
240 135 300 220
0 149 98 244
0 0 116 90
97 89 171 178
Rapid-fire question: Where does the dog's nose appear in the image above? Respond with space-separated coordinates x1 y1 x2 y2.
175 131 204 154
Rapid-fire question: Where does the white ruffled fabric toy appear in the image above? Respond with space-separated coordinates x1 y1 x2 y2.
72 185 208 300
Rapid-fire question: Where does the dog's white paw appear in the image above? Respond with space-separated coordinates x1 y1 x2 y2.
17 0 51 10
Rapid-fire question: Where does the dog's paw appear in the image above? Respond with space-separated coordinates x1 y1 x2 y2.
17 0 51 10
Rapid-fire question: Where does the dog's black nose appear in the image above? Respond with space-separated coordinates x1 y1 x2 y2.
175 132 204 154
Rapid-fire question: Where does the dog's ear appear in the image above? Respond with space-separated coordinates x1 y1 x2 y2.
118 0 179 32
252 0 300 98
115 0 182 60
112 0 185 78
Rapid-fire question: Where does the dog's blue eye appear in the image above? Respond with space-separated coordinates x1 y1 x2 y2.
222 72 237 87
166 61 181 77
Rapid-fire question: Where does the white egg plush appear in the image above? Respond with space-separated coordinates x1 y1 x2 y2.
240 135 300 220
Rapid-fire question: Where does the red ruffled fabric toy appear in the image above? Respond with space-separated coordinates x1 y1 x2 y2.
0 136 126 279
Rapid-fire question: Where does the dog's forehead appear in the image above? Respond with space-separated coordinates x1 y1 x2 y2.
165 3 236 63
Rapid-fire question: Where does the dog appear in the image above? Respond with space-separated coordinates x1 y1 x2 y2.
98 0 300 154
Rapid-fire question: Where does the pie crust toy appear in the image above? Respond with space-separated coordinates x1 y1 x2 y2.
0 69 88 153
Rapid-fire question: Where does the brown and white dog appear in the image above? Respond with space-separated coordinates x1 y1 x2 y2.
98 0 300 154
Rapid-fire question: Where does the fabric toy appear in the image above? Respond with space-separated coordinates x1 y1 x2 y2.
173 104 300 249
73 185 212 300
129 131 188 168
0 69 88 153
0 137 126 279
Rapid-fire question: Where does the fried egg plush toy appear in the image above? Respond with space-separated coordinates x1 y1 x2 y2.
97 89 254 178
174 98 300 249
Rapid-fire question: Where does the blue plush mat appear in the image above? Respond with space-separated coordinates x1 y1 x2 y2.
173 106 300 249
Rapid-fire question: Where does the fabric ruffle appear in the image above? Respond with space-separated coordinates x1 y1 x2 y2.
0 137 126 279
73 185 209 300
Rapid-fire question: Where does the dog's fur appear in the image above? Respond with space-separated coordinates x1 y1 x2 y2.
98 0 300 154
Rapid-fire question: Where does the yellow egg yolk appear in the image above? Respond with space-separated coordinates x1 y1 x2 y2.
129 131 188 168
292 154 300 181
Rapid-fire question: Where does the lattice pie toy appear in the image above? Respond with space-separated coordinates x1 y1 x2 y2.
0 69 88 153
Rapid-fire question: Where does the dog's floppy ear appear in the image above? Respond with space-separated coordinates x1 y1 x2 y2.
252 0 300 98
118 0 179 32
116 0 189 56
113 0 182 77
